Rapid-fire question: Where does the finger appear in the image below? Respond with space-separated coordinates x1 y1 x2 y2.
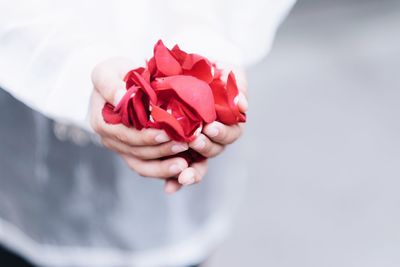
91 90 171 146
101 137 136 155
203 121 243 145
217 63 248 96
108 124 171 146
178 161 208 185
238 92 248 112
189 134 224 158
228 67 248 112
164 179 182 194
103 137 189 160
232 67 248 96
91 58 134 105
122 155 188 179
129 141 188 160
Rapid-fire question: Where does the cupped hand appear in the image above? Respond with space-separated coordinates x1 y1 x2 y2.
188 66 248 161
91 58 191 193
90 58 248 194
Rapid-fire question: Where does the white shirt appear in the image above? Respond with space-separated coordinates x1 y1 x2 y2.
0 1 295 266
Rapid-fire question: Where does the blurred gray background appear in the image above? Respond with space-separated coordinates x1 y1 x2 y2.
208 0 400 266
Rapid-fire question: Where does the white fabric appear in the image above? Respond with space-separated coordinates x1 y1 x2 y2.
0 0 295 128
0 0 295 266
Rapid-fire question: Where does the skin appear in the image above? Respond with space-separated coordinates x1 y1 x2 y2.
90 58 248 194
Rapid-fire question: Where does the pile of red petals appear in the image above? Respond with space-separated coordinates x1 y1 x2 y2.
102 40 246 163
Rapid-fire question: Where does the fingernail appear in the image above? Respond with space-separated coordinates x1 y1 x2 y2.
238 92 248 112
180 172 195 185
193 138 206 150
171 143 188 153
169 164 183 174
207 125 219 138
113 88 126 106
155 133 170 143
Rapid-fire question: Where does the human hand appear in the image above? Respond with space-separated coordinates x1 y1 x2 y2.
91 58 195 193
185 66 248 182
90 59 248 194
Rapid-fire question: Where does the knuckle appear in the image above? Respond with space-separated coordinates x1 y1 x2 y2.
131 148 144 159
218 128 229 143
159 144 171 156
142 132 156 145
202 143 213 155
116 132 128 143
159 168 170 179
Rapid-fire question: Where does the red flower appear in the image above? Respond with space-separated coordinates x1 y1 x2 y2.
102 40 246 163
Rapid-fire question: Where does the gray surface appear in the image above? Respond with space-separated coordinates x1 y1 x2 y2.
209 1 400 267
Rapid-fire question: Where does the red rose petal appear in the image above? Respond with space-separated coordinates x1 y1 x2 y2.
213 65 223 79
168 98 202 139
124 68 145 89
151 105 187 142
210 79 237 124
120 98 131 127
102 103 121 124
226 72 246 122
154 40 182 76
131 91 149 130
131 71 157 104
171 45 187 64
115 86 137 111
147 57 157 76
102 40 246 153
181 54 213 83
153 75 216 123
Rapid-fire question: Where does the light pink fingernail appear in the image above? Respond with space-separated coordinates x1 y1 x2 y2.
169 164 183 174
155 133 170 143
171 143 188 153
179 172 195 185
207 125 219 137
193 138 206 150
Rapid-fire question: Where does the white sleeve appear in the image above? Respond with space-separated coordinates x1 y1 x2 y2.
160 0 296 67
224 0 297 66
0 1 124 129
0 0 295 128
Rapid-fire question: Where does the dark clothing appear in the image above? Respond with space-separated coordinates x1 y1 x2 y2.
0 246 35 267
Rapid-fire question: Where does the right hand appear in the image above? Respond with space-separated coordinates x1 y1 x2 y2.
90 58 207 193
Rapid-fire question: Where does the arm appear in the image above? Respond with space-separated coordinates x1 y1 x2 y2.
0 0 295 193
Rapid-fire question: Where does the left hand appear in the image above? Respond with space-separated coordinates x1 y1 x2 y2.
164 66 249 193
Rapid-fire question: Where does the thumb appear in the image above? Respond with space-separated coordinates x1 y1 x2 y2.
91 58 134 106
237 92 248 113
